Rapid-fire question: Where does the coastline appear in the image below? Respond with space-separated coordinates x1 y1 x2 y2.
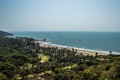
12 31 120 55
35 41 110 56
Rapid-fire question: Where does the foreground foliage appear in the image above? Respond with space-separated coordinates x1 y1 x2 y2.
0 37 120 80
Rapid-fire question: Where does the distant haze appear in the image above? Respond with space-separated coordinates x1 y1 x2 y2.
0 0 120 31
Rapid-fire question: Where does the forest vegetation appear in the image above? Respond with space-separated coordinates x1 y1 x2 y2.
0 31 120 80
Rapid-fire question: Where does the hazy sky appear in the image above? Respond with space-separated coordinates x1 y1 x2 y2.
0 0 120 31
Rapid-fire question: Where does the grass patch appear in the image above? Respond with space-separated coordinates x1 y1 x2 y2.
96 58 105 61
44 70 52 74
63 64 77 69
38 54 49 63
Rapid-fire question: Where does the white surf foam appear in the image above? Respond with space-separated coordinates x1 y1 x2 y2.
41 41 120 54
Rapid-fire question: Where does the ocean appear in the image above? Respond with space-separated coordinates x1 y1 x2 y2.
11 31 120 54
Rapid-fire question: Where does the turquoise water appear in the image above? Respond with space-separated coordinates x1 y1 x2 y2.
12 31 120 54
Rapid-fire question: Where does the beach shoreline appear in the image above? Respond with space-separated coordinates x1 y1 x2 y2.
35 41 110 56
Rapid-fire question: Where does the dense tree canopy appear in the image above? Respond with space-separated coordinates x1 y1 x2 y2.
0 36 120 80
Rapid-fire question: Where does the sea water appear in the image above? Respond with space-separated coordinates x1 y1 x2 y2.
12 31 120 54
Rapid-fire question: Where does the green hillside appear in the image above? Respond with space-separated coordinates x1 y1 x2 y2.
0 30 13 37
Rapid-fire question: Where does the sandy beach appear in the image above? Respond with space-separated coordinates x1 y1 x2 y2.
35 41 109 56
